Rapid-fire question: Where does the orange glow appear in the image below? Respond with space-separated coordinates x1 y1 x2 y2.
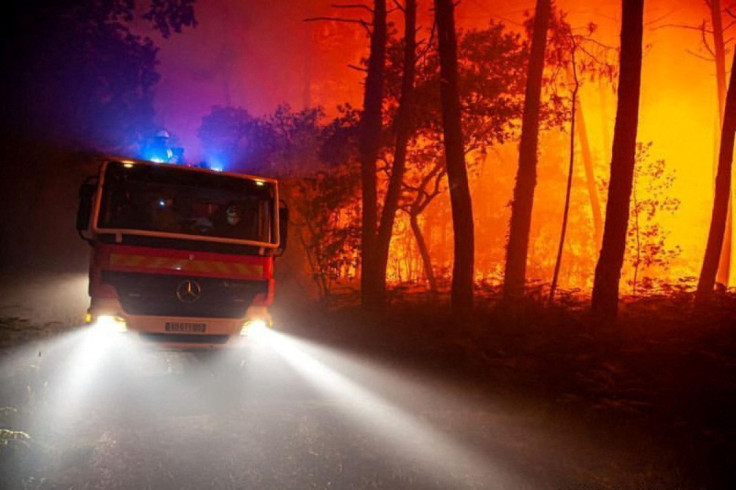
285 0 735 294
392 1 732 292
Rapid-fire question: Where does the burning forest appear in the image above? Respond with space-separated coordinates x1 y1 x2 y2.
1 0 734 307
1 0 736 488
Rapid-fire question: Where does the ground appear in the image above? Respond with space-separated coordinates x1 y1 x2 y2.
0 283 735 489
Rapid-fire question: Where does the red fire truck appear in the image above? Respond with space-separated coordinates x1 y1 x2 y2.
76 157 287 349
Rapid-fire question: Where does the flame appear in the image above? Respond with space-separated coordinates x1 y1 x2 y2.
172 1 733 294
379 1 733 292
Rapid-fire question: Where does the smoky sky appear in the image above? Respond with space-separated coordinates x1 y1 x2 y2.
0 0 724 281
148 0 368 162
148 0 707 163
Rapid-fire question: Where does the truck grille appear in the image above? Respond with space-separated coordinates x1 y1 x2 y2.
102 271 268 318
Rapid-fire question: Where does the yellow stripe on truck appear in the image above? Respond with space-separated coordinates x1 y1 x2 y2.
110 253 263 277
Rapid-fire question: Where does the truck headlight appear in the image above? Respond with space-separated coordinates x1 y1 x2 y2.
93 315 128 333
240 318 269 336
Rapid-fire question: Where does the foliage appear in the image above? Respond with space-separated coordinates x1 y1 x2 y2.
198 104 362 298
525 7 617 127
1 1 197 152
198 106 258 169
384 21 528 162
379 22 530 286
380 18 602 288
199 105 335 174
280 106 362 298
626 142 682 293
290 167 362 298
594 143 682 296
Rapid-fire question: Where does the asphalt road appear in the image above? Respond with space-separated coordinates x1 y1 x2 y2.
0 319 680 490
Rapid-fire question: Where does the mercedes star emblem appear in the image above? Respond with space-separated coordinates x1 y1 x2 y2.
176 279 202 303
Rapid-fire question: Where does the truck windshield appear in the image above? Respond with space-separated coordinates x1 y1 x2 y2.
96 161 277 245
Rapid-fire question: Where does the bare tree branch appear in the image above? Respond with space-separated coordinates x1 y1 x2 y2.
303 16 370 33
701 20 716 57
645 11 681 28
652 22 714 34
582 37 617 51
392 0 406 13
332 3 373 14
686 48 715 61
577 44 605 65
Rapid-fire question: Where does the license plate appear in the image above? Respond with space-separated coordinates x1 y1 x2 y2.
165 322 206 333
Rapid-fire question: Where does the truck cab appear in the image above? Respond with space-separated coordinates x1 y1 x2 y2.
77 157 287 349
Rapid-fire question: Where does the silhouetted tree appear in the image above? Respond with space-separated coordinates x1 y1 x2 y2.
399 158 445 292
549 31 579 305
359 0 387 310
0 0 197 152
382 18 566 295
503 0 552 303
576 97 605 250
198 106 258 168
543 12 617 303
374 0 417 308
591 0 645 320
547 15 615 255
435 0 474 315
198 104 362 298
697 49 736 304
708 0 733 288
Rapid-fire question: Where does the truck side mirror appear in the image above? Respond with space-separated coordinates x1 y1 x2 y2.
276 201 288 256
76 178 97 235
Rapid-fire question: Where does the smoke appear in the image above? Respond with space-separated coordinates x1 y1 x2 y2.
0 273 88 325
150 0 366 162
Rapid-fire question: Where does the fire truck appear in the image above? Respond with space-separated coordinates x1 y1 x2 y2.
76 157 288 349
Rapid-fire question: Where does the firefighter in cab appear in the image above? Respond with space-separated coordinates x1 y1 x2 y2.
141 129 184 164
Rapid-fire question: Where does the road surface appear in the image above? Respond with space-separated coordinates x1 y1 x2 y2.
1 317 679 489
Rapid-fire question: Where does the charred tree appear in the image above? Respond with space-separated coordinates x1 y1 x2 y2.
550 44 580 305
710 0 728 120
359 0 387 310
401 163 445 293
502 0 552 303
591 0 644 320
409 211 438 292
709 0 732 287
435 0 474 315
697 49 736 304
576 95 604 251
375 0 417 307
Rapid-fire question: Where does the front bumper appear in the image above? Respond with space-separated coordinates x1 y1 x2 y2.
88 298 269 350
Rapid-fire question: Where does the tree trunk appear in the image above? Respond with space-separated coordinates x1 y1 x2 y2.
359 0 387 310
565 66 602 250
409 211 438 292
598 77 613 174
577 98 604 250
696 49 736 304
711 0 727 120
549 62 579 305
710 0 732 287
435 0 474 315
591 0 645 321
375 0 417 307
503 0 551 303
